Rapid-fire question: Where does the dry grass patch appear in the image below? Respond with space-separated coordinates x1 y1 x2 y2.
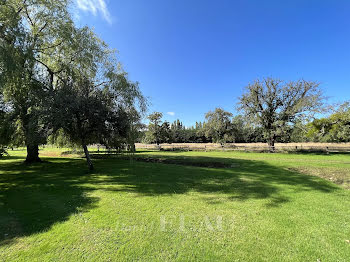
288 166 350 190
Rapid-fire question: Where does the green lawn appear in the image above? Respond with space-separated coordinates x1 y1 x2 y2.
0 149 350 261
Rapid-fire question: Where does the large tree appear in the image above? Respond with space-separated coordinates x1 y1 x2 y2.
0 0 72 162
1 1 146 166
47 24 146 169
238 78 323 150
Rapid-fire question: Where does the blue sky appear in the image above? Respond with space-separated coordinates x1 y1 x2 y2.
74 0 350 126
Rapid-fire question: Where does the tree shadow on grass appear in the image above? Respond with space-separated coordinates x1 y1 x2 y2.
0 154 340 247
93 154 339 206
0 158 98 246
0 156 28 160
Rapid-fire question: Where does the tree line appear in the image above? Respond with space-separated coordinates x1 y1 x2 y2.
0 0 146 169
1 2 349 168
143 79 350 148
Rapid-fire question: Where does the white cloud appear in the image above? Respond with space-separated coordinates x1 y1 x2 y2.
167 112 175 116
76 0 112 24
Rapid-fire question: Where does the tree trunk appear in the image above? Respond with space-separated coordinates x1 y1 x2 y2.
128 143 136 153
25 144 41 163
268 136 276 153
82 144 94 170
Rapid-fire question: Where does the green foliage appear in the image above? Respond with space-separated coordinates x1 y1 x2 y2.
146 112 164 144
288 120 309 142
1 1 146 166
0 0 72 161
307 102 350 142
0 147 8 157
124 107 145 151
47 129 76 148
231 115 265 143
204 108 233 144
49 77 136 169
159 121 172 143
50 79 110 145
170 119 186 143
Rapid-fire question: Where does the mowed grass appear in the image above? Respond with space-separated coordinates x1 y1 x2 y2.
0 149 350 261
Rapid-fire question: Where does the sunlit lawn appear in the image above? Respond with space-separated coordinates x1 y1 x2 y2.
0 148 349 261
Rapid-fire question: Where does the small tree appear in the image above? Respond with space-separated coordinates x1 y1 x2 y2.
204 108 233 144
50 79 110 170
238 78 323 150
171 119 185 143
125 108 145 152
159 121 172 144
147 112 163 145
194 122 208 143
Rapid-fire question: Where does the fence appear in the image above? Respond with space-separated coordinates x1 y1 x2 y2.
135 143 350 153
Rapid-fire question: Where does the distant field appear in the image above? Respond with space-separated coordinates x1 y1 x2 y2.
137 142 350 147
1 148 350 261
136 142 350 152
